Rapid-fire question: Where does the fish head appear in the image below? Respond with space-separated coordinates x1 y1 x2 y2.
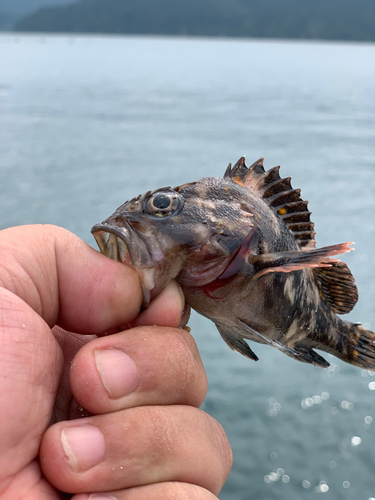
91 177 254 307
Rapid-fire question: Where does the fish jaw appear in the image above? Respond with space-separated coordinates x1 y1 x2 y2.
92 228 133 265
91 222 162 308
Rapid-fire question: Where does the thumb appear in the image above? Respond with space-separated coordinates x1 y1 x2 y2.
0 287 62 493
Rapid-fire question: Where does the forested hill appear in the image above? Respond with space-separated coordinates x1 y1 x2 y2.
14 0 375 42
0 0 75 30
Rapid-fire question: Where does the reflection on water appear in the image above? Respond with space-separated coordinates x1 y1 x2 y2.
1 34 375 499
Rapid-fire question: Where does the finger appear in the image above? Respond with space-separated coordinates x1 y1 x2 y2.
72 482 220 500
70 326 207 413
0 287 62 491
127 280 185 329
0 225 143 334
40 406 233 495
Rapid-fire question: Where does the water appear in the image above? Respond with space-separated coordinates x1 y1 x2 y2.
1 33 375 499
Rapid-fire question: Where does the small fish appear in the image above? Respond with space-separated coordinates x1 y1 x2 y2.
92 157 375 369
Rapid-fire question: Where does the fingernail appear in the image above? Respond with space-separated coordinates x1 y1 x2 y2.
95 348 139 398
61 425 105 472
168 280 185 311
180 303 191 328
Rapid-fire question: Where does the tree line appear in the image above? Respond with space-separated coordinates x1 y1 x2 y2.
14 0 375 42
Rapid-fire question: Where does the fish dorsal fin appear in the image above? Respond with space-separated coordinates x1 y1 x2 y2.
225 157 266 188
224 157 316 249
314 261 358 314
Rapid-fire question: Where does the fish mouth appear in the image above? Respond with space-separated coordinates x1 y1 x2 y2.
92 221 155 267
91 221 157 308
92 227 132 265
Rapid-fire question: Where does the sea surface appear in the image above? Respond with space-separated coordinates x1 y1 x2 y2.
1 33 375 499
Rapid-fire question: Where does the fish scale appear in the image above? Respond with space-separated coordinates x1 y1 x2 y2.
92 157 375 370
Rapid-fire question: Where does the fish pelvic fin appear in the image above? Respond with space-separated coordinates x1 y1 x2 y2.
224 157 316 249
215 323 259 361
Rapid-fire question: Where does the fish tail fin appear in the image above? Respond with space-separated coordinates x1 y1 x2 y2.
342 321 375 370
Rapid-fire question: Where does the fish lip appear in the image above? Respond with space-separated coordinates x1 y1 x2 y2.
91 221 156 269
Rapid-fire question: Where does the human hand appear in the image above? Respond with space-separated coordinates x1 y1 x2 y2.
0 225 232 499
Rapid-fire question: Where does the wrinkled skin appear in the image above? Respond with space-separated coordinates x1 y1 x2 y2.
92 157 375 370
0 225 232 499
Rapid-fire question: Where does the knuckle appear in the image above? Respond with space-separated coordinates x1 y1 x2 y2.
142 406 179 464
200 411 234 481
140 406 232 492
147 481 219 500
114 482 219 499
162 330 207 403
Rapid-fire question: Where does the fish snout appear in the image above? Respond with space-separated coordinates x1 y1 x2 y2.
91 225 132 265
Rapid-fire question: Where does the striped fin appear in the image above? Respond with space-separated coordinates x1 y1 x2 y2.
314 261 358 314
224 157 316 249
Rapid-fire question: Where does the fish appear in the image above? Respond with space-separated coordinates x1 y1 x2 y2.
91 157 375 369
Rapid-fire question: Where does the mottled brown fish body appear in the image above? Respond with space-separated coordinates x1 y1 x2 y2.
92 157 375 370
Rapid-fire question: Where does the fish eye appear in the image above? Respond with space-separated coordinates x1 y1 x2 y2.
152 194 171 209
144 190 183 218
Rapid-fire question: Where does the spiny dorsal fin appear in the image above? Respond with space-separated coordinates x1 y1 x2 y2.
224 157 316 249
314 261 358 314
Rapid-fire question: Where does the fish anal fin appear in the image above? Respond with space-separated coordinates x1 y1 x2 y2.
293 343 330 368
237 319 329 367
216 324 259 361
314 261 358 314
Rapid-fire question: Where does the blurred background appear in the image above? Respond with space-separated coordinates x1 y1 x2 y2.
1 1 375 499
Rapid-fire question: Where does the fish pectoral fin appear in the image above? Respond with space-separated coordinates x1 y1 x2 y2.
251 242 354 281
313 261 358 314
238 320 330 368
215 324 259 361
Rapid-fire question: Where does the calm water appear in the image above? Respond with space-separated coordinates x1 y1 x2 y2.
1 33 375 499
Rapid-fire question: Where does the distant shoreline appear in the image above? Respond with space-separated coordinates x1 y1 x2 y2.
2 31 375 47
10 0 375 44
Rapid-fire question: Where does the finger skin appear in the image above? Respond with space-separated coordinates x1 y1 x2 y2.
0 224 143 486
72 482 220 500
1 224 233 499
40 406 233 495
70 326 207 414
129 280 186 328
0 287 63 494
0 225 186 496
0 225 143 333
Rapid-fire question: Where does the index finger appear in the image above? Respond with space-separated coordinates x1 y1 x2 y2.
0 224 143 334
